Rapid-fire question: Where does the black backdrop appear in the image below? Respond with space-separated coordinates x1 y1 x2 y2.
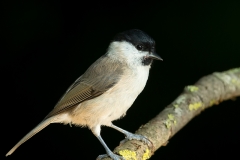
2 0 240 159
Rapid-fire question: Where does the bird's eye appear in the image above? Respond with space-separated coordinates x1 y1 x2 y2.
136 44 143 51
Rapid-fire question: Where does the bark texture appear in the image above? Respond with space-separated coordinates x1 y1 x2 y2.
102 68 240 160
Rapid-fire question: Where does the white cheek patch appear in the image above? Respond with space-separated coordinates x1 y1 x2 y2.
107 41 149 66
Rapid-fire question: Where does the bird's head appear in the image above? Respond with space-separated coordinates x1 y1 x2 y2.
107 29 162 66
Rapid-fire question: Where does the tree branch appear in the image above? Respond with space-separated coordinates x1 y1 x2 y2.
102 68 240 160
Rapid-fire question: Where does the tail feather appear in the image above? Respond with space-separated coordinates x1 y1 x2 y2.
6 118 54 156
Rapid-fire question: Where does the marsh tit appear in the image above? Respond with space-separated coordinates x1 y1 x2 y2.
6 29 162 160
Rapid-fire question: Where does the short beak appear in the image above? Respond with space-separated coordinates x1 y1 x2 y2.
149 52 163 61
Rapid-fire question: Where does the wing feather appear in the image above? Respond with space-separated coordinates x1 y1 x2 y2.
44 55 124 119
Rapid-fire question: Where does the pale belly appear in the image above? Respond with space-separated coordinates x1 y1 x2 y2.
70 66 150 128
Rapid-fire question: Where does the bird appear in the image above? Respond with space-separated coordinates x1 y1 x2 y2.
6 29 162 160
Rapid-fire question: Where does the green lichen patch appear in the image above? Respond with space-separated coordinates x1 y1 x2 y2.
186 85 199 92
209 100 219 106
173 104 179 108
174 120 177 124
168 114 174 120
231 78 240 87
189 102 202 111
164 114 177 129
174 95 186 104
164 119 172 129
227 68 240 73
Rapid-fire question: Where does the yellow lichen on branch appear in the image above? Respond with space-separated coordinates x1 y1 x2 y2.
102 68 240 160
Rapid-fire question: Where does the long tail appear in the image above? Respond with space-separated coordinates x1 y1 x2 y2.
6 117 55 156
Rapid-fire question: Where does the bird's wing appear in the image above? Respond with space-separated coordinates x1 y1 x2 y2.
44 55 124 119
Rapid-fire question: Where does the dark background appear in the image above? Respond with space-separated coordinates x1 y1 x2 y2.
2 0 240 159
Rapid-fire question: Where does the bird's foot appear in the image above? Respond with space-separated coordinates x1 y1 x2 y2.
97 153 125 160
121 133 153 148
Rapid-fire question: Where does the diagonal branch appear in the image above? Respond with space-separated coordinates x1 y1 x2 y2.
102 68 240 160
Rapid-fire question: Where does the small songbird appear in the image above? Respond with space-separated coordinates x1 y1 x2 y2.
6 29 162 160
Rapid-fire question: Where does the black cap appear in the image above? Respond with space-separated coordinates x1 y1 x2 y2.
113 29 155 53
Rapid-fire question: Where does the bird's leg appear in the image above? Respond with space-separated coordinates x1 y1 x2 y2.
110 124 152 147
95 135 125 160
92 126 124 160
